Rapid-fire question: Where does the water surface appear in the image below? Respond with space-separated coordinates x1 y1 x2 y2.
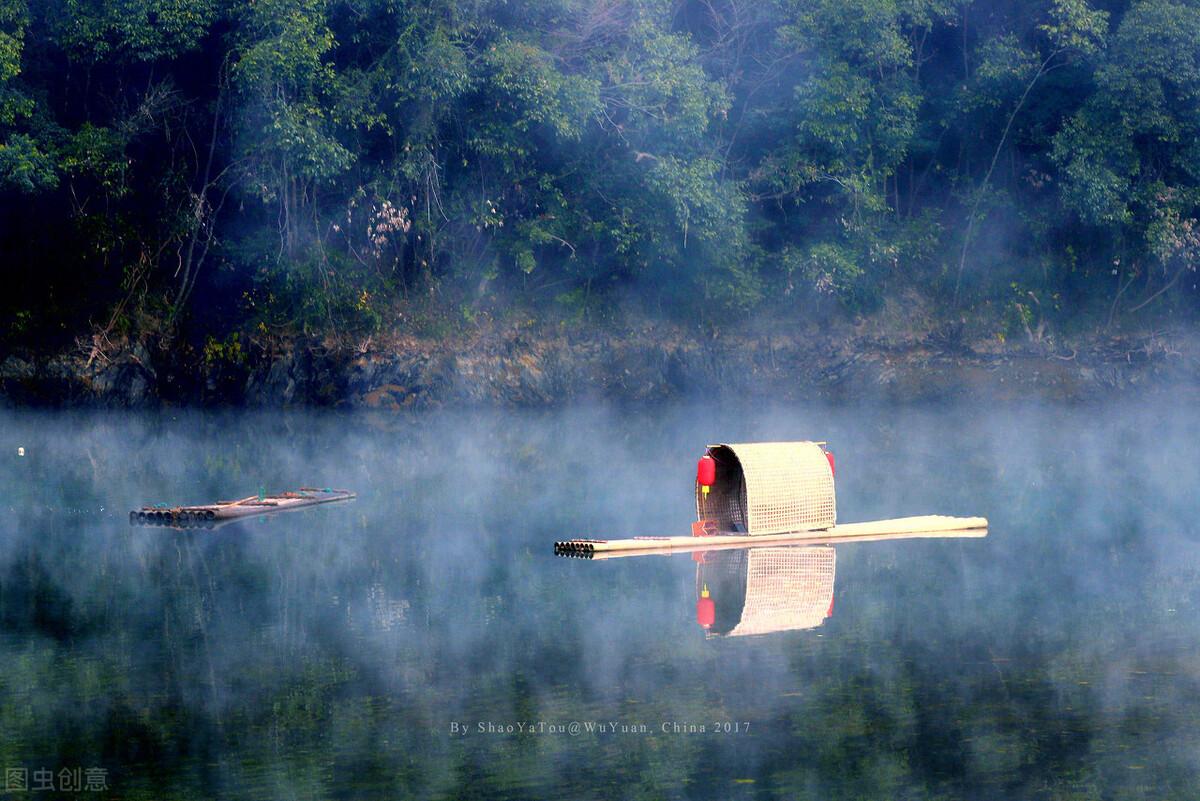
1 401 1198 799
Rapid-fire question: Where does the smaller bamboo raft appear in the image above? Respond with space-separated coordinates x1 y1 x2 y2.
554 514 988 558
130 487 355 529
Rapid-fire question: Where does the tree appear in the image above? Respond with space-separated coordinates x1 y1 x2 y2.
0 0 55 193
1052 0 1200 321
232 0 352 258
954 0 1107 299
744 0 949 308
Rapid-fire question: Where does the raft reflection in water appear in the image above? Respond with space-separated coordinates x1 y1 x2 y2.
696 546 835 637
557 523 986 638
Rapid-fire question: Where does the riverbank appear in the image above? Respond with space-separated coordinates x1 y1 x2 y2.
2 317 1194 408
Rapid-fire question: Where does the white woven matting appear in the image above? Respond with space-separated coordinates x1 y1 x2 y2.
696 441 836 534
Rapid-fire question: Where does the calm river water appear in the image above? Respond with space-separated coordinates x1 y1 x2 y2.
1 400 1198 799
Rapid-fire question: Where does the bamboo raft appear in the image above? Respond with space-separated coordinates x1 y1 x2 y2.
130 487 355 529
554 515 988 559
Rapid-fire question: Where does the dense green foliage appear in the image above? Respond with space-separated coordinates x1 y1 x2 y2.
2 0 1199 349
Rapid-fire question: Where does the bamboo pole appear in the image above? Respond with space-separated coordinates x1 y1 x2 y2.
216 495 260 507
554 515 988 558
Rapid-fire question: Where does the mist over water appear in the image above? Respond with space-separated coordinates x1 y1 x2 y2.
1 400 1199 799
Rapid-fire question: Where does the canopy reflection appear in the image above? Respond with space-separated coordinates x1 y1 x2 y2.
697 546 836 637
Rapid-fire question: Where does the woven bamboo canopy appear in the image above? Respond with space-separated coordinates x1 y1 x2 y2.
697 441 836 535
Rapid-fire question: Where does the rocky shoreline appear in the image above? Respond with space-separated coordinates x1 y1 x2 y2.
1 327 1195 408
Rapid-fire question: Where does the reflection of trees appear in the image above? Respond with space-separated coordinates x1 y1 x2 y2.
2 505 1196 800
4 410 1200 799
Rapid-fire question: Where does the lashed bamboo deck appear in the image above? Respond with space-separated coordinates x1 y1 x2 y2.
130 488 355 529
554 514 988 558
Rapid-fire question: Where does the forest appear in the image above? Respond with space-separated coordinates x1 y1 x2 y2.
2 0 1199 357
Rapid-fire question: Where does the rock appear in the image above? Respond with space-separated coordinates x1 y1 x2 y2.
362 383 409 409
2 326 1196 407
246 353 299 405
0 356 34 380
89 346 157 407
0 356 39 404
344 351 431 407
